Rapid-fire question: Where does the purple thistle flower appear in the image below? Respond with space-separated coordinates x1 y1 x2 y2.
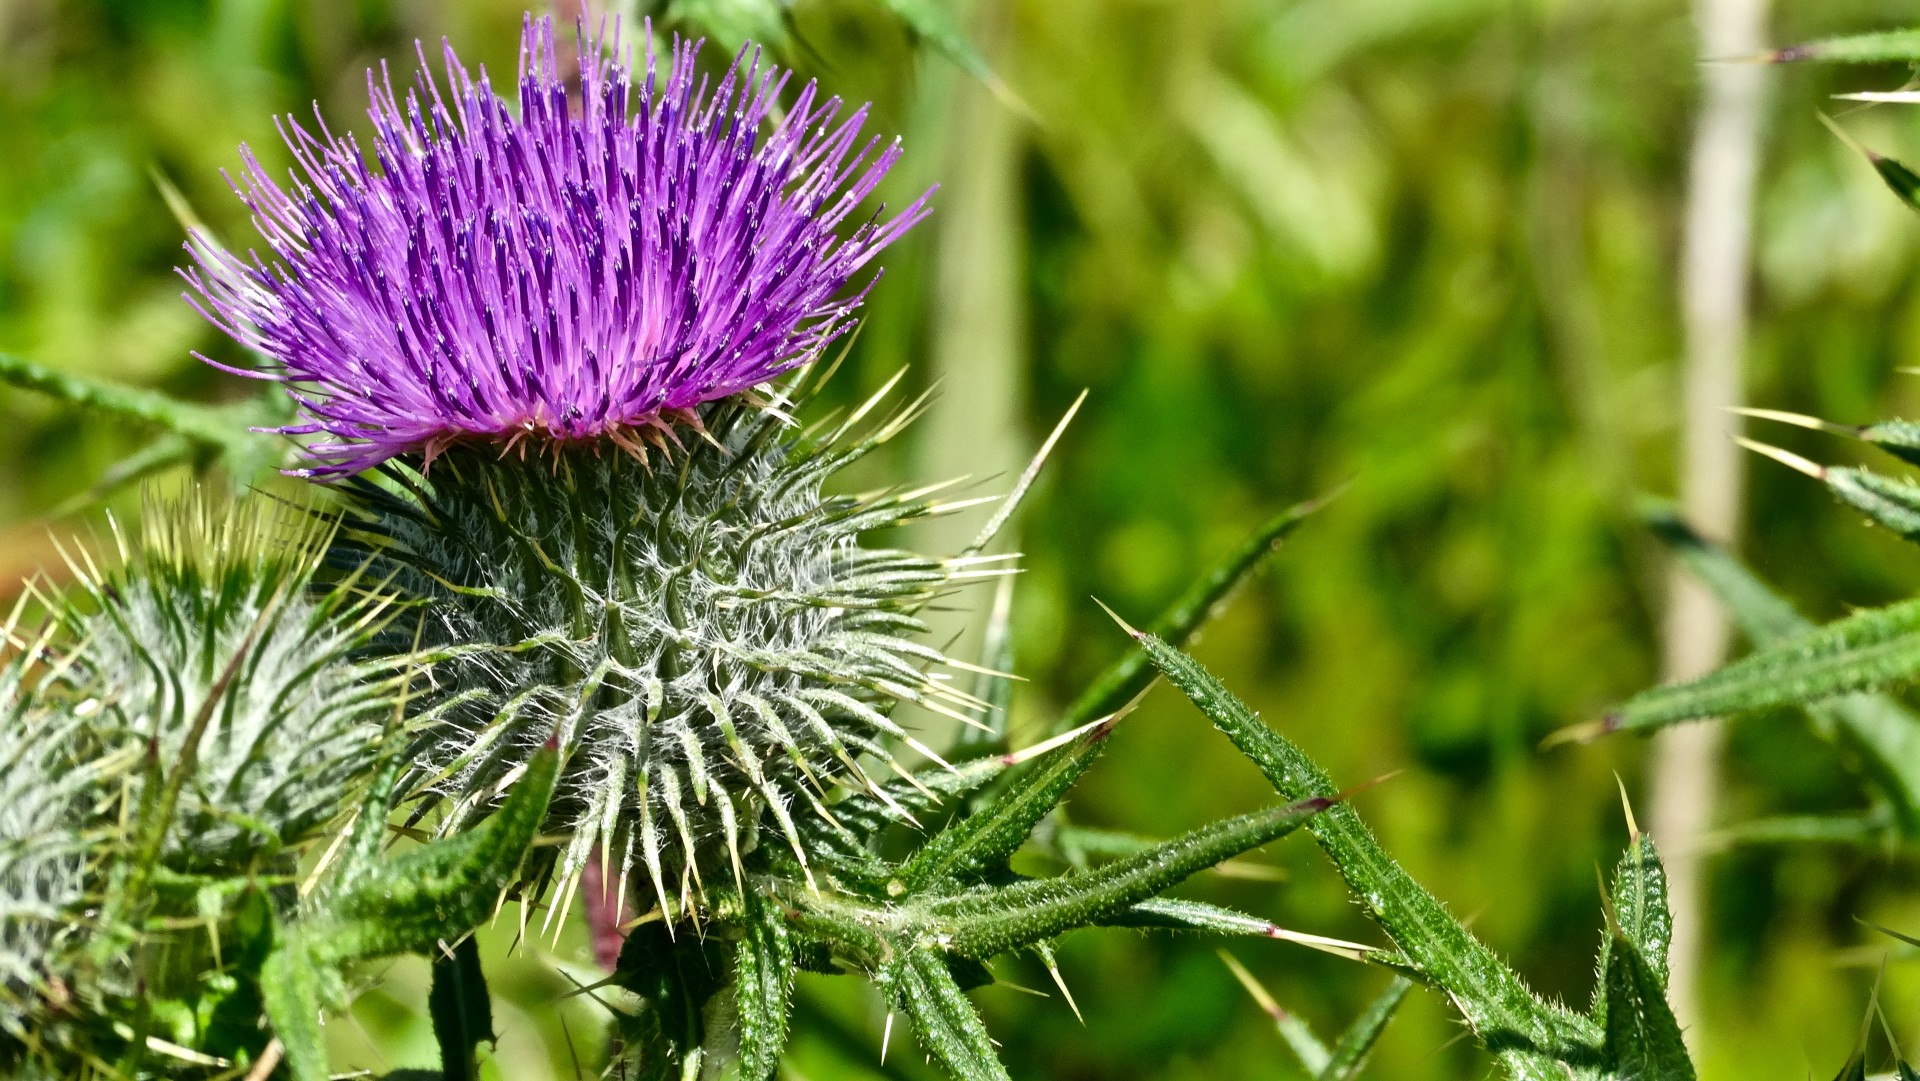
181 15 929 477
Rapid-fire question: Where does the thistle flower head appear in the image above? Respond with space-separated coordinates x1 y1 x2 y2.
337 380 994 914
53 490 397 870
0 630 99 1034
182 15 929 477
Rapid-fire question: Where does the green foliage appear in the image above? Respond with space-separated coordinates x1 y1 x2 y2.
1057 495 1330 736
264 745 559 1081
1135 629 1709 1080
1598 599 1920 734
17 3 1920 1079
1770 28 1920 64
0 352 291 500
1641 510 1920 838
428 936 495 1081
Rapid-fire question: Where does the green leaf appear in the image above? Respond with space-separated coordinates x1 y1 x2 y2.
1828 465 1920 543
1601 598 1920 734
897 713 1117 892
612 920 730 1081
0 350 286 479
1709 812 1892 848
1769 28 1920 64
259 942 334 1081
315 745 560 962
1597 933 1695 1081
1317 977 1412 1081
1644 508 1802 641
1058 496 1328 734
923 796 1327 959
1592 835 1671 1026
1859 419 1920 468
427 936 493 1081
733 889 796 1081
1134 631 1597 1077
1104 896 1283 936
1866 152 1920 212
1649 509 1920 833
884 949 1011 1081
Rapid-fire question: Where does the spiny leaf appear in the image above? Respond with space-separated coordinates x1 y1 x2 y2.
1318 977 1412 1081
1058 496 1329 734
897 713 1117 892
315 745 560 962
1132 630 1597 1076
0 351 285 478
1597 598 1920 735
1219 949 1330 1074
259 943 333 1081
1861 419 1920 468
1592 834 1671 1026
733 889 795 1081
883 949 1011 1081
1866 152 1920 212
1828 465 1920 543
1767 28 1920 64
1598 933 1694 1081
1710 812 1892 848
1827 1051 1866 1081
1646 510 1920 834
1644 507 1801 641
1107 898 1387 965
922 796 1328 959
427 936 493 1081
952 575 1018 757
1104 897 1280 936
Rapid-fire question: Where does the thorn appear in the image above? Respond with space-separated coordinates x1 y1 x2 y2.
1728 406 1859 436
1002 710 1118 765
940 656 1026 681
1540 716 1617 749
1217 950 1287 1023
1041 953 1084 1024
1735 436 1827 479
1091 596 1142 639
1835 91 1920 105
1615 773 1640 841
880 1011 894 1065
1260 925 1379 963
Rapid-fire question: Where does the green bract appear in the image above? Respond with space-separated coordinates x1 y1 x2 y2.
0 632 100 1044
55 492 397 869
334 382 993 915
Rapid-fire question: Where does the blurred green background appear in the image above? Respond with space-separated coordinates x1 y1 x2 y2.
9 0 1920 1077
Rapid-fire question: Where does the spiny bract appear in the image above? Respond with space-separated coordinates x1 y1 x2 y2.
53 490 400 871
339 383 999 914
0 635 101 1043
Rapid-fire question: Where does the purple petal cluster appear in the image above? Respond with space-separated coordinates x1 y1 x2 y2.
182 16 929 476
